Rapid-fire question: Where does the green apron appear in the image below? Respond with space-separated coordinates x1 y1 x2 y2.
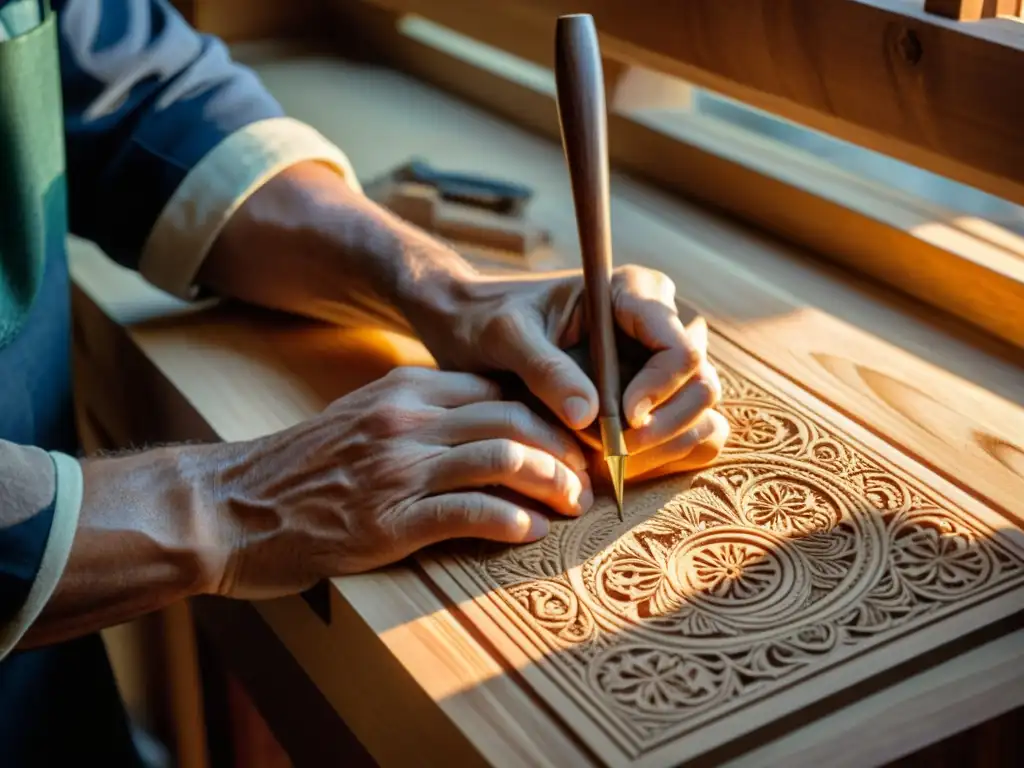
0 0 66 349
0 7 138 764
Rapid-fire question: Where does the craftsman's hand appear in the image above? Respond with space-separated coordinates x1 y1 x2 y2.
406 265 729 482
202 164 725 482
207 367 590 598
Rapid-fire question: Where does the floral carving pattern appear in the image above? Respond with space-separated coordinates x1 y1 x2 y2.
427 354 1024 761
745 480 836 534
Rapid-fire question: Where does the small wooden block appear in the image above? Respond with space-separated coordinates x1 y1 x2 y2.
365 173 550 258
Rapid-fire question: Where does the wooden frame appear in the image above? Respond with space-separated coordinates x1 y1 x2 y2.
326 0 1024 354
359 0 1024 207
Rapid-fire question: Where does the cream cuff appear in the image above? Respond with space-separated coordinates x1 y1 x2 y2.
0 451 83 659
138 116 363 301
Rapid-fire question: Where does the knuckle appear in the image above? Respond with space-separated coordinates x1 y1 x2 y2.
616 263 646 284
695 364 721 406
464 372 502 400
482 309 527 347
501 402 535 435
657 272 677 298
460 493 490 527
552 461 577 498
616 264 675 298
677 341 702 374
385 366 429 387
488 440 526 475
528 352 568 384
361 404 417 438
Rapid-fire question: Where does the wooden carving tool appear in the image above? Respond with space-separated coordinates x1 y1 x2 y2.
554 14 627 520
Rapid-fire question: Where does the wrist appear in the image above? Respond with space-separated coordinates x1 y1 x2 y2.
86 445 226 599
312 178 482 329
170 444 238 597
205 158 483 333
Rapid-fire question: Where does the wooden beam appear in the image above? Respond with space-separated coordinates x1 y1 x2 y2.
355 0 1024 208
171 0 322 42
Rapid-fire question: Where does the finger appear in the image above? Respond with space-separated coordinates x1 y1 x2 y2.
623 315 707 429
427 439 593 518
492 313 599 431
624 360 721 454
432 401 588 472
404 492 551 546
627 410 730 480
388 367 501 407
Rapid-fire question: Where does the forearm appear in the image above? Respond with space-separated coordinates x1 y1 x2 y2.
17 445 221 649
198 161 480 332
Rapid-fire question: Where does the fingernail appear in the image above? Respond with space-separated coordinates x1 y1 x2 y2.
632 398 653 428
564 396 590 428
517 510 549 540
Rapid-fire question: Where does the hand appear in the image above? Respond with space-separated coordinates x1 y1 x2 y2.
207 367 591 598
405 265 729 482
201 163 725 484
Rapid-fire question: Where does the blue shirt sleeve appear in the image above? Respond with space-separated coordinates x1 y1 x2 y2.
0 497 55 625
54 0 285 269
0 442 58 629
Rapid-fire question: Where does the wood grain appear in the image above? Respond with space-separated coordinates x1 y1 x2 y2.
420 332 1024 767
70 51 1024 766
358 0 1024 207
326 1 1024 354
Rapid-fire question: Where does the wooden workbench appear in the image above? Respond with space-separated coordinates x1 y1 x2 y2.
72 45 1024 767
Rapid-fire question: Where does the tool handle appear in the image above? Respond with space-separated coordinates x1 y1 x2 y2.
554 14 622 423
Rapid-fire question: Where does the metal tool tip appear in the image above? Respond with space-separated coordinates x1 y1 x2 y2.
606 456 626 522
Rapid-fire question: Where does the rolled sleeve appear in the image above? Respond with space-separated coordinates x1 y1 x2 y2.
57 0 362 298
0 450 83 659
138 116 362 301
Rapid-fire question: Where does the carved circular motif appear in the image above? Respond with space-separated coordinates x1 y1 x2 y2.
741 476 842 536
719 402 807 454
668 528 810 627
456 356 1024 747
566 456 888 650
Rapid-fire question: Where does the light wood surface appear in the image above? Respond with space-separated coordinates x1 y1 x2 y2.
71 49 1024 766
358 0 1024 208
326 0 1024 354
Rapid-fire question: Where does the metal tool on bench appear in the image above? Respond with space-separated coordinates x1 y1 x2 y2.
364 158 551 258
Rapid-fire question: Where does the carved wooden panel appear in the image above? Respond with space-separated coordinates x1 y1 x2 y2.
419 333 1024 767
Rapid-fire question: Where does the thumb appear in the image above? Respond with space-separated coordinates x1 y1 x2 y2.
498 318 598 430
